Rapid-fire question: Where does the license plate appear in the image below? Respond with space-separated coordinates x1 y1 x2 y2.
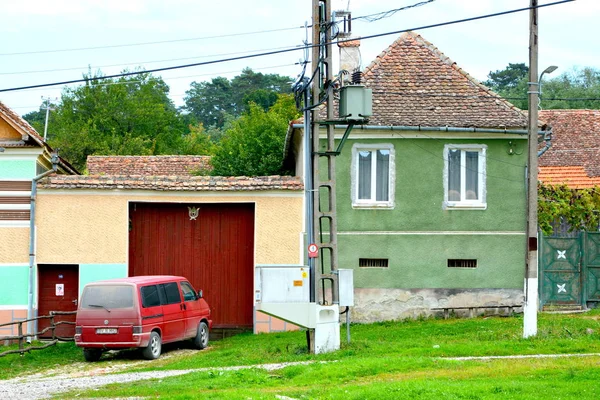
96 328 117 334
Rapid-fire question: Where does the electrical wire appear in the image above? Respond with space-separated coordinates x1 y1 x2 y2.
0 46 300 76
353 0 436 22
0 26 306 57
0 0 575 94
372 91 600 103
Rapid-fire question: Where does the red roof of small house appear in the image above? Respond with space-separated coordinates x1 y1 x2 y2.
538 109 600 187
539 166 600 189
361 31 528 128
87 155 212 176
38 175 303 191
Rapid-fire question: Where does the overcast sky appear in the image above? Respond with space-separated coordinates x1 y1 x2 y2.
0 0 596 116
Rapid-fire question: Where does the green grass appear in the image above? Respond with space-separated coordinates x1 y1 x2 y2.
3 311 600 398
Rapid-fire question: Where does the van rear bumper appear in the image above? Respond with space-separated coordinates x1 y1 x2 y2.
74 332 151 349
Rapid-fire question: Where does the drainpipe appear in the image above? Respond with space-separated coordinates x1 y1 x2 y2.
537 127 553 157
27 152 59 342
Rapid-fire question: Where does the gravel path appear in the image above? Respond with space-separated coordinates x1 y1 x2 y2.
0 360 317 399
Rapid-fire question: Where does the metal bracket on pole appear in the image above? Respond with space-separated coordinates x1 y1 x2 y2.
314 121 356 156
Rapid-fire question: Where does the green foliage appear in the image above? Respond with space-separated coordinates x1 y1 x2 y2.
538 182 600 235
44 70 187 172
180 123 217 156
482 64 600 110
210 94 300 176
22 108 46 133
184 68 292 129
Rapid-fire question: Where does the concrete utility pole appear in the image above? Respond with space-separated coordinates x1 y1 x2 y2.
524 0 539 338
308 0 341 353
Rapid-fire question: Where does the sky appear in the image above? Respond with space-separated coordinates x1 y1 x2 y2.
0 0 597 117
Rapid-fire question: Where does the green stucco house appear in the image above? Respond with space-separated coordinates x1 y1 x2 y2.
285 31 531 322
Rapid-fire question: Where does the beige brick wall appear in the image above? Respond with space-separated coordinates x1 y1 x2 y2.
36 191 303 265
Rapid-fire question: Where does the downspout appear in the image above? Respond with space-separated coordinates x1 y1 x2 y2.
27 152 59 342
537 127 553 157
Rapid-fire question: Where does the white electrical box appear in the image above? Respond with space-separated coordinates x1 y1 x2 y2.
338 269 354 306
339 85 373 121
255 267 309 303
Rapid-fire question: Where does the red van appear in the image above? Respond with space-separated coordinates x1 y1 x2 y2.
74 275 211 361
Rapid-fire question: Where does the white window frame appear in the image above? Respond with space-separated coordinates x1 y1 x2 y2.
443 144 487 210
351 143 395 209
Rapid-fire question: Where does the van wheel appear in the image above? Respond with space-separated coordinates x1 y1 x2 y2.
142 331 162 360
194 321 209 349
83 348 102 362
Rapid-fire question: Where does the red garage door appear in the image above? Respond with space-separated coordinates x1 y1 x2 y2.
128 203 255 328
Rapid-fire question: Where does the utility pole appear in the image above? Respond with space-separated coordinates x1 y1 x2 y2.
41 97 57 141
308 0 341 353
524 0 539 338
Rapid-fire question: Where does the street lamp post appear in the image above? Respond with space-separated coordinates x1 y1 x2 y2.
539 65 558 109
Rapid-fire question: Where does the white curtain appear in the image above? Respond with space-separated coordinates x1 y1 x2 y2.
376 150 389 201
448 149 461 201
465 151 479 200
358 151 371 199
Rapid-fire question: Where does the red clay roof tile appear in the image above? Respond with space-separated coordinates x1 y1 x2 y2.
362 31 528 128
38 175 303 191
87 155 212 176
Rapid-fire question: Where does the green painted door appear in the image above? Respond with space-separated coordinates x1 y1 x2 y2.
584 233 600 303
539 235 582 308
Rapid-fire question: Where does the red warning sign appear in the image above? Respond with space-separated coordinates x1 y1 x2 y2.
308 243 318 258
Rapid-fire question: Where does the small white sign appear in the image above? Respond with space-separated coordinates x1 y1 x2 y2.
56 283 64 296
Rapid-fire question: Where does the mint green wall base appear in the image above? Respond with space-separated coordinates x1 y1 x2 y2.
79 264 128 295
339 234 525 289
0 265 28 305
0 159 36 180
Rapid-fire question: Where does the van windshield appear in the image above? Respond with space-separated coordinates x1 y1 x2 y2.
81 285 134 309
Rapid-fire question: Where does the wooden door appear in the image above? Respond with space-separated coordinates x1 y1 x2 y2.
129 203 255 329
37 264 79 338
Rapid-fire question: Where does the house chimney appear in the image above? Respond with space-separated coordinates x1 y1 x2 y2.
338 39 361 84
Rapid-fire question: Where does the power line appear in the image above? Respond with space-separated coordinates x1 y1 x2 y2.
372 91 600 103
354 0 435 22
0 26 305 57
0 46 297 76
0 0 575 94
2 63 298 103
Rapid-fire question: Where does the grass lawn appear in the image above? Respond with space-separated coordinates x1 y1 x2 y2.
3 310 600 398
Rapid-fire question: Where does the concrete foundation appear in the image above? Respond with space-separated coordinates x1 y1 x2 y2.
350 288 524 322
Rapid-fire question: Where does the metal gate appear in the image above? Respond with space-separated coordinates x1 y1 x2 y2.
539 232 600 309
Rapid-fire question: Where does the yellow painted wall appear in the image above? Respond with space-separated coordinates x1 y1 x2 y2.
0 227 29 263
36 191 303 265
0 118 21 140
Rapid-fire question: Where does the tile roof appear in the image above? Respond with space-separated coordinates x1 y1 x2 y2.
0 101 79 174
0 100 45 146
539 166 600 189
38 175 303 191
362 31 528 129
87 155 212 176
539 110 600 179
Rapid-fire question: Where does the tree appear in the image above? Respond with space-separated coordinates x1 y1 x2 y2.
482 63 600 110
183 68 292 129
482 63 529 109
210 94 299 176
41 70 187 171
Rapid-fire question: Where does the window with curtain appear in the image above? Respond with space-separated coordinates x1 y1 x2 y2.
444 145 486 209
352 144 394 208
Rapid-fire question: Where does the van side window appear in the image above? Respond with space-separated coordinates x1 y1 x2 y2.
140 285 161 308
162 282 182 305
180 281 197 302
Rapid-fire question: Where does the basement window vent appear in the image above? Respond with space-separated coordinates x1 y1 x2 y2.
448 259 478 268
359 258 389 268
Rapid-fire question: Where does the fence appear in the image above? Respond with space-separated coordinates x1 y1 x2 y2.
0 311 76 357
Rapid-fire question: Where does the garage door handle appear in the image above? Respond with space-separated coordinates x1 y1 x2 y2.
72 299 78 306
